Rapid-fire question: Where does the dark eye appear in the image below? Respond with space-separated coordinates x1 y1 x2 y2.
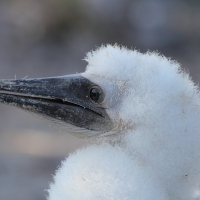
89 86 103 103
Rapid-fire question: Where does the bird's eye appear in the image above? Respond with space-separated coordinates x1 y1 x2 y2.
89 86 103 103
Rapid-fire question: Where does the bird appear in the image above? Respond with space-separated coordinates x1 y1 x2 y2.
0 44 200 199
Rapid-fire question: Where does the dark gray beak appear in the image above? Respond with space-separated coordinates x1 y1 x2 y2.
0 75 113 138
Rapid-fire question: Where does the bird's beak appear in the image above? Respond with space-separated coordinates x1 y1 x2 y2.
0 75 113 138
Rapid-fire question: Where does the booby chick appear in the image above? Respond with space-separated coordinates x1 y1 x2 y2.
0 45 200 199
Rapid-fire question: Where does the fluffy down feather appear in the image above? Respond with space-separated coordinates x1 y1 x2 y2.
48 45 200 199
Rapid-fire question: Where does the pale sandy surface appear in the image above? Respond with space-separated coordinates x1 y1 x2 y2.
0 127 87 200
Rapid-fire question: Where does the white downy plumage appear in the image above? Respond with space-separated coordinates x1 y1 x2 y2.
48 45 200 200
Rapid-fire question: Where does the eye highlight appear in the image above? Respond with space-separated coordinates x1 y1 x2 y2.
89 86 103 103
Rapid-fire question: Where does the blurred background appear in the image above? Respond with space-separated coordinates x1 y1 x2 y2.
0 0 200 199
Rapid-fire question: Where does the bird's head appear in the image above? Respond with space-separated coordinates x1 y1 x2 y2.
0 45 198 140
